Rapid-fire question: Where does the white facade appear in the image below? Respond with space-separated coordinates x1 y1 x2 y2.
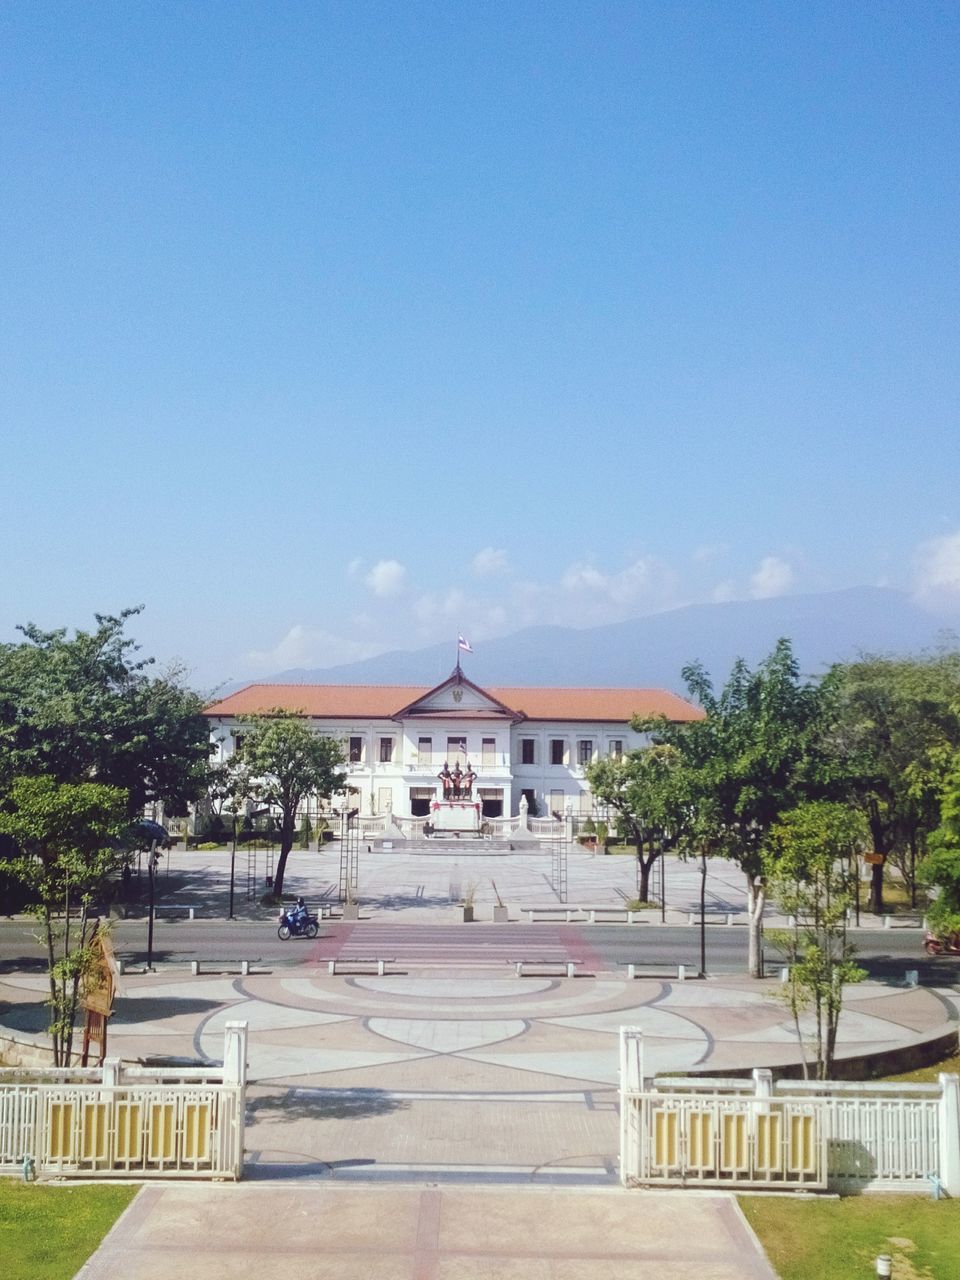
205 671 700 821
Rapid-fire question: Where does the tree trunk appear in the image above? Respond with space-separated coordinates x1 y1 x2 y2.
867 858 885 915
636 846 659 903
272 811 296 897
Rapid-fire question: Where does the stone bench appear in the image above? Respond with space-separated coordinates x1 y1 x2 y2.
687 911 739 926
154 903 197 920
511 958 582 978
190 959 254 976
521 905 642 924
621 961 692 981
327 957 394 976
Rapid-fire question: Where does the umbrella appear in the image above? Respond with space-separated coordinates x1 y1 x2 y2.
133 819 169 846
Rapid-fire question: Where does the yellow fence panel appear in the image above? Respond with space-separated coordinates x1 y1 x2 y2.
114 1101 143 1162
755 1113 782 1172
720 1113 748 1172
46 1102 75 1161
183 1102 211 1163
80 1102 110 1162
686 1111 714 1171
148 1103 177 1163
788 1113 817 1174
653 1110 679 1169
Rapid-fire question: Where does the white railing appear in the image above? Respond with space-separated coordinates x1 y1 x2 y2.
619 1029 960 1193
0 1023 247 1181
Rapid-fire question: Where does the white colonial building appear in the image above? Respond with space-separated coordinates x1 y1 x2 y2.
204 669 702 824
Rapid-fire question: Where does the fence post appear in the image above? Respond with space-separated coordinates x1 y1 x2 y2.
223 1022 248 1088
753 1067 773 1116
938 1074 960 1196
102 1058 121 1088
619 1026 644 1091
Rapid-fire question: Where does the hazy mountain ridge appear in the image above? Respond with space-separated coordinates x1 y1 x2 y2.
244 588 956 695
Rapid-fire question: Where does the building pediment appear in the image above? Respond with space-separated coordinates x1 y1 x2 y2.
393 670 523 723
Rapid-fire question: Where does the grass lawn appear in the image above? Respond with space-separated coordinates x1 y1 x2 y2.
740 1193 960 1280
0 1181 137 1280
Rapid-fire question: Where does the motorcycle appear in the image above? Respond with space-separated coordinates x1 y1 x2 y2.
923 931 960 956
278 907 319 940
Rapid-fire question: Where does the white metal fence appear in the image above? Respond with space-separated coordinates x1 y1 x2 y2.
619 1028 960 1194
0 1023 247 1180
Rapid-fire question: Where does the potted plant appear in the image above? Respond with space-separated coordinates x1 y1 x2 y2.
460 882 477 923
492 879 508 923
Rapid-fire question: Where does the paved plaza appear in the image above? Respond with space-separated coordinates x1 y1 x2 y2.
2 845 957 1278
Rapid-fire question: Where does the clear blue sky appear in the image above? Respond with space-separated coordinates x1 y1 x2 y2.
2 1 958 689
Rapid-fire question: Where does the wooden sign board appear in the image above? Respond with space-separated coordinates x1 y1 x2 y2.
863 852 885 866
81 926 117 1019
80 925 118 1066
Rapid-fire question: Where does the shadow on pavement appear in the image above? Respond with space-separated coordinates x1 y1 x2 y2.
247 1085 410 1123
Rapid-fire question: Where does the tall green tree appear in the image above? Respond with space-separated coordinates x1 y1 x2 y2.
0 609 211 816
587 744 691 901
764 801 868 1079
0 776 129 1065
640 639 828 976
917 753 960 940
230 714 345 897
821 651 960 914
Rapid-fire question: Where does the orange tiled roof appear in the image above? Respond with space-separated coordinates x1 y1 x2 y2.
204 683 703 723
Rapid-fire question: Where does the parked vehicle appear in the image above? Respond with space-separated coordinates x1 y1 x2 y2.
278 906 319 940
923 931 960 956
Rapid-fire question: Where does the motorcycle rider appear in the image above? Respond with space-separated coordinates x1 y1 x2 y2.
292 897 309 930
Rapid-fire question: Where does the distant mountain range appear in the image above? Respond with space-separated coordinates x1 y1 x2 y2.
247 588 956 697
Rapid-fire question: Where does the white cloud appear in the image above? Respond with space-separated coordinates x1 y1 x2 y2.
913 531 960 607
245 625 383 673
471 547 509 577
748 555 794 599
346 557 364 579
560 556 678 610
364 558 407 597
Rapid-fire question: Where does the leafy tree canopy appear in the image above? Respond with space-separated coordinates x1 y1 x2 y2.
637 638 828 880
0 608 210 817
231 713 346 896
820 649 960 910
0 774 130 1064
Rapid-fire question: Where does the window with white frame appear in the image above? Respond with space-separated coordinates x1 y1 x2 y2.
349 736 364 764
608 739 623 759
379 737 393 763
481 737 496 767
577 739 594 766
417 736 432 766
446 736 467 765
520 737 536 765
549 738 565 766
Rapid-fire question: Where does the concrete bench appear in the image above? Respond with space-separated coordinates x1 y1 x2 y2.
327 957 394 976
190 959 254 976
522 906 581 923
521 905 642 924
687 911 738 926
621 961 692 981
511 958 582 978
154 903 197 920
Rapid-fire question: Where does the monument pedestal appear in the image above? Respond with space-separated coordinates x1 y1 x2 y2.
428 800 482 837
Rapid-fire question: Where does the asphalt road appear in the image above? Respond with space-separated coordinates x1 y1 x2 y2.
0 918 950 981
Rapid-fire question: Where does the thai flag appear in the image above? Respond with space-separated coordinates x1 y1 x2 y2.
458 634 473 653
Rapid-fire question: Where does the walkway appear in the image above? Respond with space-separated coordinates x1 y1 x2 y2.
77 1183 777 1280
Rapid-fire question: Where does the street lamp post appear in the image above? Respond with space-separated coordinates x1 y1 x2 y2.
146 841 159 971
